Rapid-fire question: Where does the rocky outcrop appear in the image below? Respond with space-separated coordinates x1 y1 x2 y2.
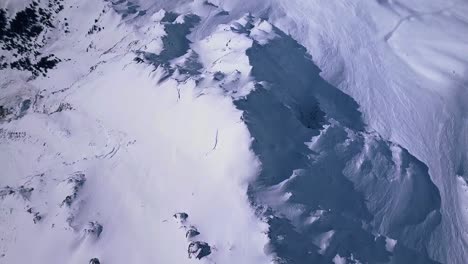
89 258 100 264
173 212 212 260
188 241 212 260
84 221 103 239
61 172 86 207
0 1 64 76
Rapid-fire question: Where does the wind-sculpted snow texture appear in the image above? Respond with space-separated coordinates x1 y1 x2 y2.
0 0 467 263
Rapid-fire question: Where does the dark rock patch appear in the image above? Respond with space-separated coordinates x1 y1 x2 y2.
10 54 61 76
84 221 103 238
0 105 12 120
33 212 42 223
87 25 103 35
213 71 225 81
0 185 34 200
215 10 230 16
0 1 64 76
89 258 100 264
173 212 189 223
26 207 43 224
51 102 73 114
185 226 200 239
17 186 34 200
203 1 219 8
173 212 212 259
61 172 86 207
0 186 16 198
188 241 211 259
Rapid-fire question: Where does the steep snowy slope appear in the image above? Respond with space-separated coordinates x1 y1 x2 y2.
1 0 467 264
260 1 468 263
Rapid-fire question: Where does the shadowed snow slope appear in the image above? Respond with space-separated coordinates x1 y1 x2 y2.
1 0 467 264
262 1 468 263
235 22 441 264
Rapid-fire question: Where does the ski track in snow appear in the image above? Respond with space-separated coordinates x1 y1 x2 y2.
1 0 467 263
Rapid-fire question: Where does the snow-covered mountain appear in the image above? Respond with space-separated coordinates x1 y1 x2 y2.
0 0 467 263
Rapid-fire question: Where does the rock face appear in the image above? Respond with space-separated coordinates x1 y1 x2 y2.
173 212 189 224
188 241 211 260
185 226 200 239
89 258 100 264
173 212 212 260
60 172 86 207
0 185 34 200
84 221 103 238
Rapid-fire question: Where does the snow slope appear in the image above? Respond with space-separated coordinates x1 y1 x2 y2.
260 1 468 263
1 0 467 263
1 1 271 263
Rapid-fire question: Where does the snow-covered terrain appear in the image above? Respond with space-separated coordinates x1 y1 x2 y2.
1 0 467 263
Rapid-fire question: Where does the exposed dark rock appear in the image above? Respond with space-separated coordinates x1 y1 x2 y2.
185 226 200 239
0 105 12 119
33 212 42 224
0 186 15 198
0 56 7 69
68 172 86 188
215 10 229 16
62 195 73 206
0 185 33 200
89 258 100 264
213 71 225 81
133 57 144 63
84 221 103 238
9 53 60 77
203 1 219 8
17 186 34 200
62 172 86 207
52 102 73 113
35 54 60 72
87 25 103 35
173 212 188 223
0 1 64 76
188 241 211 259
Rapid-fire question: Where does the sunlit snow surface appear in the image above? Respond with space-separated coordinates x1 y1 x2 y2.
0 0 467 263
